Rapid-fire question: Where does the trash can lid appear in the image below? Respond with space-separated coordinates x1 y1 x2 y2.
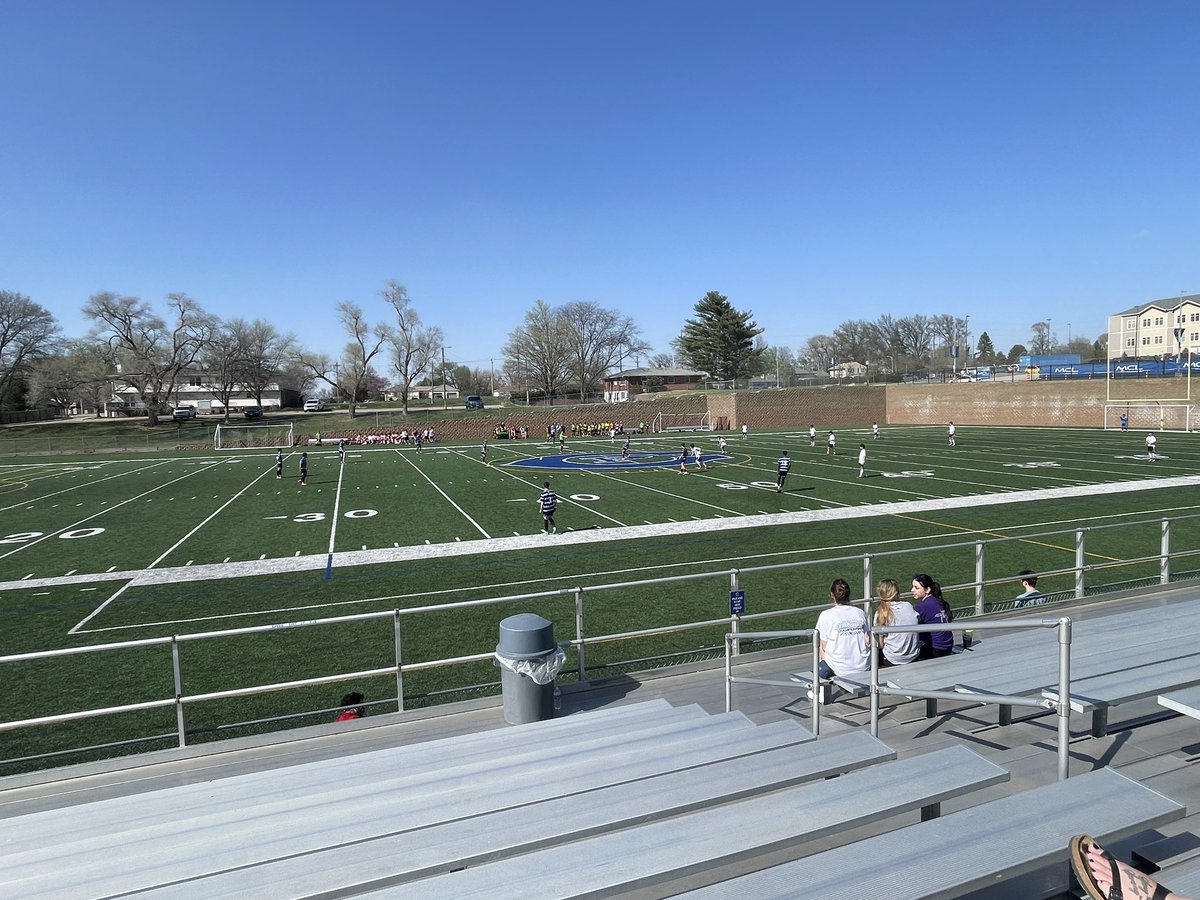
496 613 556 659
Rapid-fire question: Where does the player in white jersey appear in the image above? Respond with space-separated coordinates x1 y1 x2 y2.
826 431 837 455
948 422 956 447
809 425 816 447
872 422 880 440
857 444 867 478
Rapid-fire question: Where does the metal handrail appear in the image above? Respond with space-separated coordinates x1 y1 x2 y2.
1 511 1193 765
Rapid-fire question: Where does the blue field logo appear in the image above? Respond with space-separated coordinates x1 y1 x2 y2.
505 451 733 471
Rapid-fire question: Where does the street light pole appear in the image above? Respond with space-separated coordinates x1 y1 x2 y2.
441 346 448 411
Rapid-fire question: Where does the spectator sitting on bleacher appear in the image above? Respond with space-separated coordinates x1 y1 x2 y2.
335 692 365 722
1070 833 1190 899
873 578 921 667
912 573 954 660
1014 570 1045 608
816 578 870 679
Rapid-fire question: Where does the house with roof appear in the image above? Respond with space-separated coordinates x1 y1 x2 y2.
602 368 708 402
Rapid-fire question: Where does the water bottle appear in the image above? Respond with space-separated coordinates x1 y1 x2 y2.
553 687 562 711
963 630 974 650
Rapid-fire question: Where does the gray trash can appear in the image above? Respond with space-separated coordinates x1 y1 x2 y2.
495 613 565 725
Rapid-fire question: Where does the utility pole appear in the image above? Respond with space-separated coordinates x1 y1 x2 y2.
441 346 450 411
490 358 494 396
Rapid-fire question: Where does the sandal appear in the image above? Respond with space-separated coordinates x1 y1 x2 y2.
1069 834 1172 900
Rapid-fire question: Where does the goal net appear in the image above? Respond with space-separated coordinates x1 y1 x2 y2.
1103 403 1196 433
651 411 714 433
214 422 295 450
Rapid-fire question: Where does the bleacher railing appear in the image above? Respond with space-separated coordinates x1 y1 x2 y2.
1 513 1198 769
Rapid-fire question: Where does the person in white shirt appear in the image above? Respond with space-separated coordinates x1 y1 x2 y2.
1146 432 1157 461
826 431 837 455
809 425 817 447
815 578 869 678
857 444 867 478
948 421 957 446
872 578 920 666
872 421 880 440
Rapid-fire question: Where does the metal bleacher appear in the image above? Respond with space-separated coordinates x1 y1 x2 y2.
3 585 1200 898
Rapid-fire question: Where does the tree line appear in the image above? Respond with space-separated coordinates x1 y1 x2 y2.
0 283 1109 420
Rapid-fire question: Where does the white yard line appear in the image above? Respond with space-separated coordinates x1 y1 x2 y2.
69 581 133 634
0 461 227 562
327 454 346 557
146 461 280 569
0 459 176 514
394 450 492 538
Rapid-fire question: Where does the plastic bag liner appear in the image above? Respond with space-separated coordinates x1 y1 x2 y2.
494 647 567 685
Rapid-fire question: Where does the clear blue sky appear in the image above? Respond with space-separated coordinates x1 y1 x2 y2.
3 1 1197 371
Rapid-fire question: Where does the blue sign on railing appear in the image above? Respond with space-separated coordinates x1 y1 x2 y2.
730 590 745 616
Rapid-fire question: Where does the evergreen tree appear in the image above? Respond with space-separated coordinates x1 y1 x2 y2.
674 291 764 381
975 332 995 364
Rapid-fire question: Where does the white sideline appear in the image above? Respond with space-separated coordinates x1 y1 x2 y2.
4 473 1197 594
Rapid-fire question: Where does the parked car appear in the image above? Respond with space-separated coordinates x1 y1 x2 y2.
172 407 195 421
303 398 326 412
465 395 485 410
243 406 263 419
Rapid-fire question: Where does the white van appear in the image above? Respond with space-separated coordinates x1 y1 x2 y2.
303 398 326 412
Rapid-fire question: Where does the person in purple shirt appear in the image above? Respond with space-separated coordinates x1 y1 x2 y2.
911 573 954 660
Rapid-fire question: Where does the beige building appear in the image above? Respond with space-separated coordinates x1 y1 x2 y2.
1109 293 1200 358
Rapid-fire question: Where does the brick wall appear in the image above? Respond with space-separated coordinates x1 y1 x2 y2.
302 381 1132 444
884 381 1110 427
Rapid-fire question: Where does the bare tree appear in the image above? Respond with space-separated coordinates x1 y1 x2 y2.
504 301 572 400
197 319 251 420
380 281 442 415
0 291 61 409
238 319 296 407
1030 321 1053 355
799 335 838 374
895 315 933 361
558 300 649 400
336 302 388 418
83 292 213 425
28 340 115 414
648 352 674 368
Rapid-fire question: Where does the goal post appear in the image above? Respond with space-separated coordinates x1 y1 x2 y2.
214 422 295 450
1103 403 1196 433
651 411 714 433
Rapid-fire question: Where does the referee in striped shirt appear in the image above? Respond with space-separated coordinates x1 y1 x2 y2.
776 451 791 493
540 481 558 534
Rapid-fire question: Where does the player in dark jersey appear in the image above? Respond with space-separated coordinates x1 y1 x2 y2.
540 481 558 534
776 451 791 493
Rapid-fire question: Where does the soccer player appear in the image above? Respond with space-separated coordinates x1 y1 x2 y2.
948 422 956 447
621 438 631 461
559 432 566 453
338 438 346 463
540 481 557 534
692 444 707 471
415 431 423 452
298 451 308 486
678 443 689 473
776 450 791 493
1120 413 1129 432
481 441 489 465
826 431 837 455
1146 432 1157 461
275 449 283 479
858 444 867 478
872 422 880 440
718 436 728 454
809 425 816 447
741 423 748 440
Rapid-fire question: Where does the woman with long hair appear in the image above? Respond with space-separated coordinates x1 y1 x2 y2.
873 579 920 666
911 573 954 660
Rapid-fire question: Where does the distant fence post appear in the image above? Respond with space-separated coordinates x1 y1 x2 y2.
1075 530 1086 598
1161 519 1172 585
729 570 741 656
393 610 405 712
574 587 587 681
975 541 985 615
171 636 187 747
861 555 872 603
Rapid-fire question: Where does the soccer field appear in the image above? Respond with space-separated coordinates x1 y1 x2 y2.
2 423 1198 771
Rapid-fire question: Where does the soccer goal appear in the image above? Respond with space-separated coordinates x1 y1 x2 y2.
651 411 714 433
1103 403 1197 433
214 422 295 450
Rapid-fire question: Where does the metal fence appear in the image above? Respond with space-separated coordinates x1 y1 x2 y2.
2 512 1198 769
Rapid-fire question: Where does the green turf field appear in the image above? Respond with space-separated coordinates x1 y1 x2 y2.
2 423 1198 772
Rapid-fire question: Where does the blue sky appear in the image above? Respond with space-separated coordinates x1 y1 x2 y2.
3 1 1197 371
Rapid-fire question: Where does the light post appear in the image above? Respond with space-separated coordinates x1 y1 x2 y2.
1046 318 1052 355
964 315 971 367
441 346 450 411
